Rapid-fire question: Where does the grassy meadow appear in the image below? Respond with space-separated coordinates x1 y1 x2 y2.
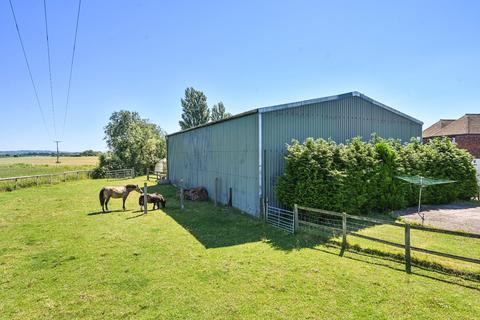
0 156 98 178
0 156 98 191
0 177 479 319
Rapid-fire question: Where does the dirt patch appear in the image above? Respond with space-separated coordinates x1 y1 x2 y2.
395 202 480 233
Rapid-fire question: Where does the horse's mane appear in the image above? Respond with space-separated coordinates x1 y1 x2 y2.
126 184 138 189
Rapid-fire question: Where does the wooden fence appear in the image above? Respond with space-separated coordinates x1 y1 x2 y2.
0 170 93 191
294 204 480 273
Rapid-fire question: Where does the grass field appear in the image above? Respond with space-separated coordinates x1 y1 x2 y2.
300 212 480 276
0 156 98 178
0 177 479 319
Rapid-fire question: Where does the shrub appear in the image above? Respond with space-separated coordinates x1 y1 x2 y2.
276 136 478 214
91 152 124 179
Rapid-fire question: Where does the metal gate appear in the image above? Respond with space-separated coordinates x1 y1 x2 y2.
266 204 295 233
106 168 135 180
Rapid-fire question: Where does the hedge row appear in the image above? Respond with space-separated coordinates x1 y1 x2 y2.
276 136 478 215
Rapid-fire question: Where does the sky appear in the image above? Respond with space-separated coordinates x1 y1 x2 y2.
1 0 479 151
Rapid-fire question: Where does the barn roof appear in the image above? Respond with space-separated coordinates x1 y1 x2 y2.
167 91 423 137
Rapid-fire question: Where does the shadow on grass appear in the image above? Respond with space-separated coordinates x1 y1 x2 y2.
144 184 329 251
311 235 480 291
124 184 480 289
88 209 123 216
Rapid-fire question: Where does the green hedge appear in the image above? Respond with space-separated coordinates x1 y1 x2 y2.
276 136 478 214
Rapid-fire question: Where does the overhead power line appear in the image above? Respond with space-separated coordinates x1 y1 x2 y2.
61 0 82 139
43 0 57 138
8 0 51 138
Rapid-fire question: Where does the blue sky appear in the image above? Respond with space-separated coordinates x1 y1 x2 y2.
1 0 479 151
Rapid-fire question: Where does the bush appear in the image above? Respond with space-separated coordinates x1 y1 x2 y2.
91 152 124 179
276 137 478 214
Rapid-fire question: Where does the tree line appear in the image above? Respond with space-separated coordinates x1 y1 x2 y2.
93 87 231 177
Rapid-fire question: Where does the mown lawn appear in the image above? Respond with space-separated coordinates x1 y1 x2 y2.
0 177 479 319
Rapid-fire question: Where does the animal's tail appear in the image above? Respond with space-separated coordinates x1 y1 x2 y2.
99 188 105 207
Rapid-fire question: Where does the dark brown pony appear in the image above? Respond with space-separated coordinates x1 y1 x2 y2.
99 184 141 212
139 193 166 210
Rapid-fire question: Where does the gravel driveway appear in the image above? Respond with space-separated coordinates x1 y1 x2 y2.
395 203 480 233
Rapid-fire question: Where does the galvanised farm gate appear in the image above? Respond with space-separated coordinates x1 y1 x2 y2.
167 92 423 217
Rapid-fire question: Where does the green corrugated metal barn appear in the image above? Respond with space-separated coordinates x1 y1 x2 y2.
167 91 423 217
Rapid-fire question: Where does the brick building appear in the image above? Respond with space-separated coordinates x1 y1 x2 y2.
423 114 480 159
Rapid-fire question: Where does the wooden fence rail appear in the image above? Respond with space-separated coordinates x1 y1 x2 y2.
295 204 480 273
0 170 93 191
0 170 92 182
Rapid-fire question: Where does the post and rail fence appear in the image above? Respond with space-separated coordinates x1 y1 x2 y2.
295 204 480 273
0 170 93 191
265 202 480 273
1 167 138 192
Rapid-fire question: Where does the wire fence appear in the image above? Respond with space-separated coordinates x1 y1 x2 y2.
0 170 92 192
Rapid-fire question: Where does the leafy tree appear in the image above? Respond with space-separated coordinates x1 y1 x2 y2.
210 102 231 121
93 110 166 177
179 87 210 129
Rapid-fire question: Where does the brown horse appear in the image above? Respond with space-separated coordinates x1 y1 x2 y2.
139 193 166 210
99 184 141 212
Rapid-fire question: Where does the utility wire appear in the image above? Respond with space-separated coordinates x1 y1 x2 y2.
43 0 57 138
8 0 51 138
61 0 82 139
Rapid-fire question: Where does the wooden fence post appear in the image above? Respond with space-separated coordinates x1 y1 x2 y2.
405 223 411 274
265 198 269 221
143 182 148 214
15 178 18 190
180 179 185 210
228 187 232 207
261 197 266 221
214 177 218 206
340 212 347 256
64 173 67 182
293 204 299 233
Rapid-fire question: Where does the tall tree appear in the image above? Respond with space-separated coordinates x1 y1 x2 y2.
179 87 210 129
210 102 231 121
102 110 166 174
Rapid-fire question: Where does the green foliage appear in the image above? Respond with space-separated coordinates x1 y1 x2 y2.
78 150 101 157
97 110 166 176
210 102 231 121
277 137 478 214
179 87 210 129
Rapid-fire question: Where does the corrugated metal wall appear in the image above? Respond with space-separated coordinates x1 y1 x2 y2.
261 95 422 206
167 114 260 216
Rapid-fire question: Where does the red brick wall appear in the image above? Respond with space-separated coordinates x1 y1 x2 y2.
423 134 480 158
454 135 480 158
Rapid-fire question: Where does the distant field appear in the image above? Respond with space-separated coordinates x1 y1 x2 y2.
0 156 98 166
0 156 98 178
